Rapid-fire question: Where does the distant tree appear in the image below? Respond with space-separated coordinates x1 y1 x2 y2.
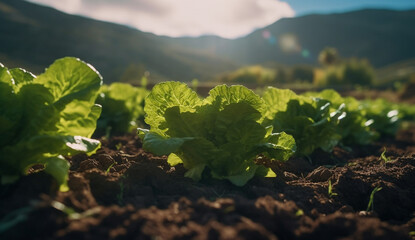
399 74 415 100
291 66 314 83
324 67 343 86
220 65 275 85
318 47 339 66
342 59 374 86
120 63 147 84
274 67 288 83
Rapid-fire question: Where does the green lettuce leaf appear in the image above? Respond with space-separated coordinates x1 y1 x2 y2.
96 83 148 135
0 58 102 191
263 87 343 156
305 89 376 145
139 82 296 186
144 81 202 133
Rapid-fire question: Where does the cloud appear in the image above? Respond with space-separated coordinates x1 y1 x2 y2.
27 0 295 38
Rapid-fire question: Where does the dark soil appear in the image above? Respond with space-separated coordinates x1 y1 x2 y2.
1 127 415 240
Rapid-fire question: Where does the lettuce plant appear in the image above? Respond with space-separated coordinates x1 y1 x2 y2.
361 98 401 137
305 90 376 145
95 82 148 136
0 57 102 191
262 87 345 156
306 90 406 144
138 82 296 186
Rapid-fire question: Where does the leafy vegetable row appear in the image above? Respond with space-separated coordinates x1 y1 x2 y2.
0 58 410 189
139 82 406 185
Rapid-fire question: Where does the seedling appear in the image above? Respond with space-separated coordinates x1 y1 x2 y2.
380 147 392 164
366 186 382 212
0 206 34 234
328 179 338 198
115 143 123 150
51 201 100 220
105 163 115 175
117 175 127 205
295 209 304 217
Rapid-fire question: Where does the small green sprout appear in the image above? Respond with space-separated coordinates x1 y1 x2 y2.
117 175 127 205
409 231 415 237
0 206 34 234
115 142 123 150
366 186 382 212
105 163 115 175
295 209 304 216
51 201 100 220
380 147 392 164
328 179 338 198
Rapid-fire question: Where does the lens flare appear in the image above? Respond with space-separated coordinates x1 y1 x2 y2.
279 34 301 53
262 30 271 39
301 49 310 58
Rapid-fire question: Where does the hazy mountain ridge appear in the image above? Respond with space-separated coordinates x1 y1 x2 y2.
1 0 414 83
0 0 238 82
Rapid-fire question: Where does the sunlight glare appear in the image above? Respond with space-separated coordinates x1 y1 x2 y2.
27 0 295 39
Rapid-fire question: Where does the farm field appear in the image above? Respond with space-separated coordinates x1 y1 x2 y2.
1 58 415 239
1 126 414 239
2 0 415 238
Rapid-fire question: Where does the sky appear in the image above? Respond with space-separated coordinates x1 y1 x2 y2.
26 0 415 39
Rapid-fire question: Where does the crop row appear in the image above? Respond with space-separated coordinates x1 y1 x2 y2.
0 58 413 189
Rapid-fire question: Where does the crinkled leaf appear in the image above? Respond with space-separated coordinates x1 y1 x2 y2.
306 89 376 145
0 83 21 146
205 85 264 113
256 132 296 161
164 106 207 138
140 82 297 186
362 99 400 136
262 88 298 121
14 84 58 139
96 83 147 134
34 57 102 108
213 102 264 145
57 102 102 137
9 68 35 86
0 63 14 86
144 82 202 131
0 58 102 191
139 130 194 156
271 98 341 156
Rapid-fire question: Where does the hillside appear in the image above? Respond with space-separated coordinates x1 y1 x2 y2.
172 9 415 67
1 0 414 83
0 0 237 82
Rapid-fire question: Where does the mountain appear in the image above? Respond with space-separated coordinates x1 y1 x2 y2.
171 9 415 68
1 0 415 83
0 0 237 82
228 9 415 67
